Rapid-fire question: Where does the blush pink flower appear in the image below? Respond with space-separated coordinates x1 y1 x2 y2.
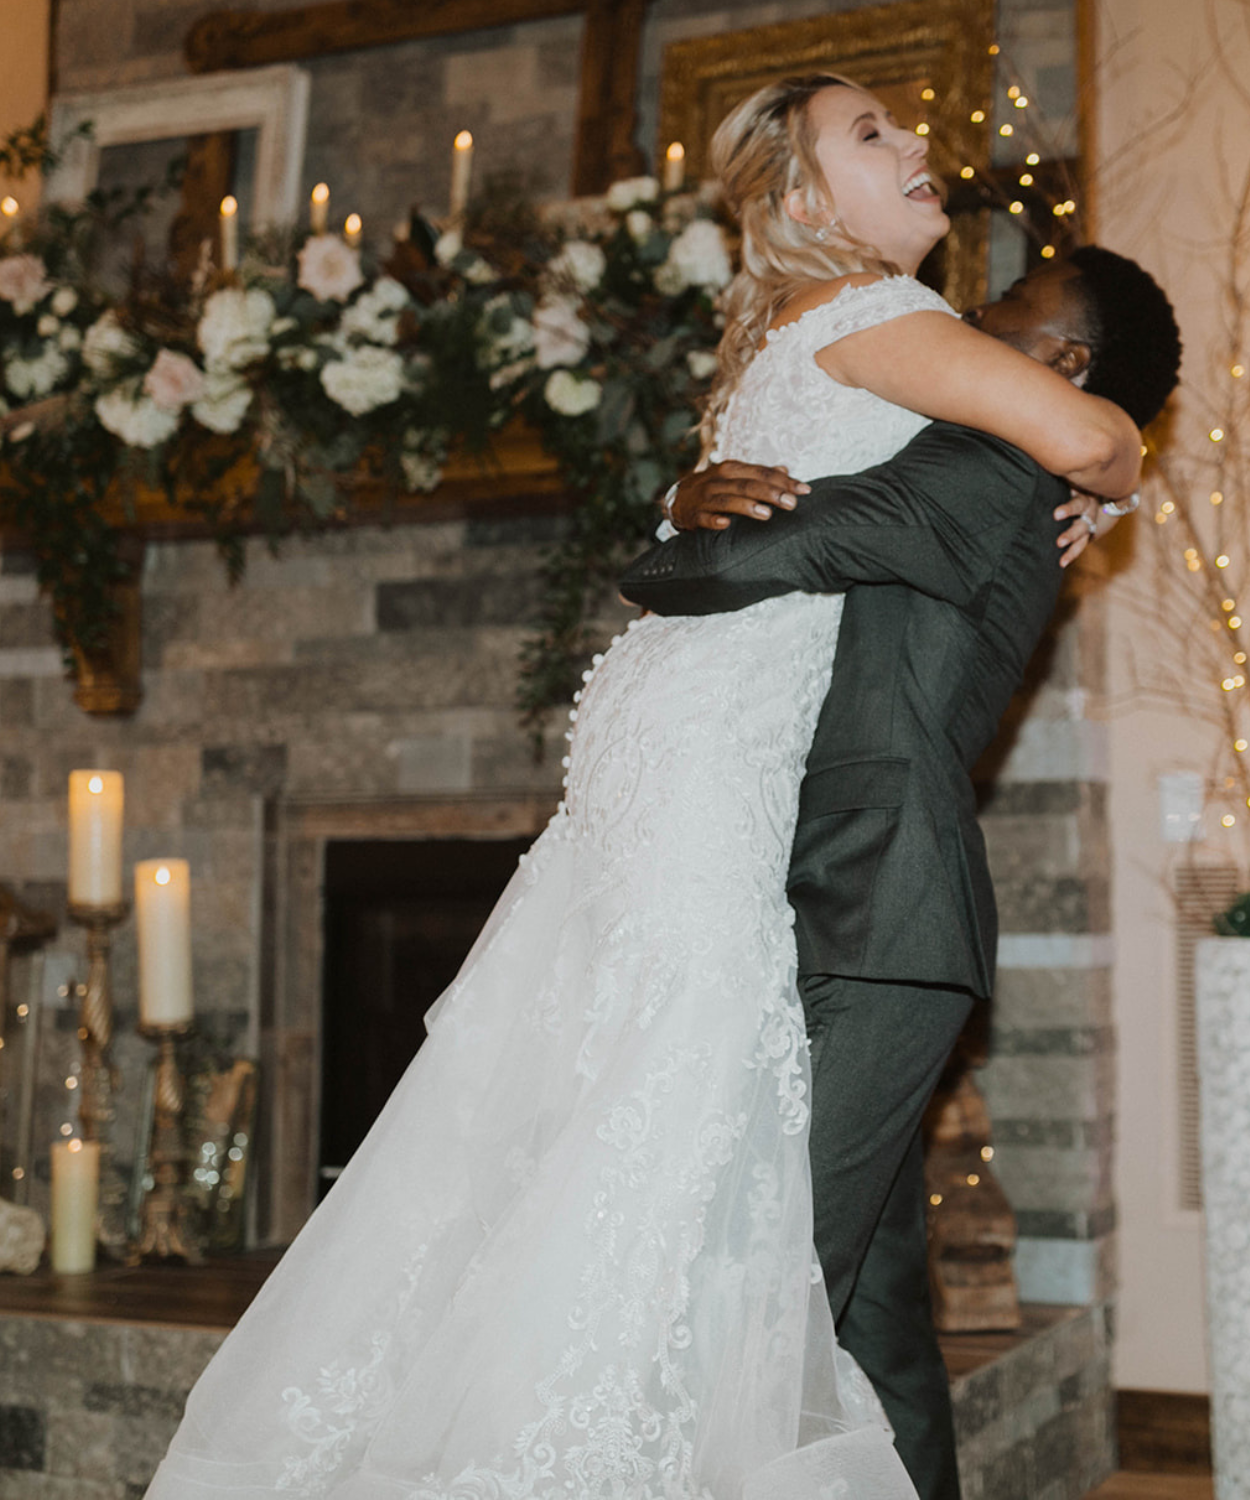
143 349 207 411
0 254 51 316
297 235 365 302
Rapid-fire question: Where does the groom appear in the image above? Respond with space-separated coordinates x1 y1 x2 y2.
621 247 1181 1500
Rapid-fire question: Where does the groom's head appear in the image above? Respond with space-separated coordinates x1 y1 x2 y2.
964 245 1181 427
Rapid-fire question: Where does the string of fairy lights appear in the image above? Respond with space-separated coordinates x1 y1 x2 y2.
913 40 1249 840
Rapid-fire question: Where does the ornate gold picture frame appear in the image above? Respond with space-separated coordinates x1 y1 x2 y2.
658 0 996 310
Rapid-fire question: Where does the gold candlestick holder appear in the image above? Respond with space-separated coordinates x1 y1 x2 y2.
132 1021 202 1263
67 900 130 1255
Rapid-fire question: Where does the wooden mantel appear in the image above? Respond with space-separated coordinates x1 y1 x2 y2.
184 0 651 194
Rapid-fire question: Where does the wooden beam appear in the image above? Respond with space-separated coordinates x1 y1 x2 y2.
168 131 237 283
571 0 648 196
186 0 586 73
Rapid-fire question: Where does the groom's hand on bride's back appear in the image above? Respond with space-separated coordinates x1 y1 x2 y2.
667 463 810 531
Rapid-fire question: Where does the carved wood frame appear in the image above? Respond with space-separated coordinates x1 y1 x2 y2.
657 0 997 312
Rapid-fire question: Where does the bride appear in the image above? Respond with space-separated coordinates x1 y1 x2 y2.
146 76 1139 1500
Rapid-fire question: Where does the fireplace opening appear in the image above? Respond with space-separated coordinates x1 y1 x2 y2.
318 835 534 1196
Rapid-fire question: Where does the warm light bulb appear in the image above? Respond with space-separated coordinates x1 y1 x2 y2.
981 1145 994 1161
999 123 1014 136
1161 501 1176 514
1014 95 1029 108
1185 548 1199 560
87 775 104 794
971 110 986 123
966 1173 981 1186
1235 739 1248 752
960 166 975 179
921 87 936 101
1008 85 1021 99
930 1193 944 1206
1211 427 1225 442
1233 364 1245 378
67 1138 83 1154
66 1076 78 1090
155 866 172 886
988 42 1000 54
1218 555 1231 568
1232 618 1243 630
454 130 474 152
1026 152 1040 165
1053 203 1067 216
915 122 930 136
1063 199 1077 212
220 195 238 219
1019 172 1034 186
1008 201 1023 214
59 1122 73 1137
1223 678 1237 691
1213 491 1225 505
0 195 18 218
1224 813 1238 827
1040 245 1056 260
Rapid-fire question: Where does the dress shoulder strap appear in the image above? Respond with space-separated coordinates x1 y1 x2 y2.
771 275 959 354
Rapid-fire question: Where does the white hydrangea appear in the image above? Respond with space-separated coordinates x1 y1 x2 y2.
341 277 410 345
544 369 601 416
58 325 82 352
4 343 70 399
686 348 719 380
82 311 138 378
320 345 404 415
606 176 659 212
655 218 733 295
626 210 653 243
434 229 462 266
197 287 276 370
191 369 254 434
50 286 78 318
550 240 605 293
401 450 442 492
95 386 179 448
532 294 591 370
36 314 59 338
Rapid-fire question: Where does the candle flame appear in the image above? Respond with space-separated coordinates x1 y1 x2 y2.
454 130 474 151
87 775 104 794
0 195 18 218
666 141 685 163
220 195 239 218
311 182 330 205
68 1138 83 1153
155 865 172 886
345 213 363 236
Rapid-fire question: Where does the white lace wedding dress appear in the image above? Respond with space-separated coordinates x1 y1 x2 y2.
147 276 956 1500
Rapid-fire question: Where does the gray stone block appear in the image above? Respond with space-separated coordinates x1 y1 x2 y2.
0 603 56 651
202 744 289 796
377 572 548 631
0 1403 44 1470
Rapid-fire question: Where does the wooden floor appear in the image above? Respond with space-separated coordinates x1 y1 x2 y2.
1085 1477 1214 1499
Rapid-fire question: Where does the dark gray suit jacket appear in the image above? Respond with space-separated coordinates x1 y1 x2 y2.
619 421 1070 999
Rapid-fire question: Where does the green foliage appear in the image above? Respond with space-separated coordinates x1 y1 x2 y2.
0 132 725 735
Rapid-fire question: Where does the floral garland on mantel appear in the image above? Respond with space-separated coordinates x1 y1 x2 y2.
0 147 730 735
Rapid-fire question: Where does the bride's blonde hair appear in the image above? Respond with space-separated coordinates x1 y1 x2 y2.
699 74 900 456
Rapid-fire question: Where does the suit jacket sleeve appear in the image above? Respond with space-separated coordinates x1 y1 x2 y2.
619 423 1054 616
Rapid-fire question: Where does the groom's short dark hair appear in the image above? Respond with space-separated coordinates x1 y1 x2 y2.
1066 245 1182 428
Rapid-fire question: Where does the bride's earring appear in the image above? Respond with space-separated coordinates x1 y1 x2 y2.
815 225 830 243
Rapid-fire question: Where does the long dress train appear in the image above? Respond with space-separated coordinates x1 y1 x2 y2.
146 274 957 1500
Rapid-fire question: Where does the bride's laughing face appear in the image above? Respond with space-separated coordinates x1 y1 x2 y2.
796 85 949 274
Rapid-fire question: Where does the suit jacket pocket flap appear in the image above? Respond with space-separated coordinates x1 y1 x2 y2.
798 758 909 818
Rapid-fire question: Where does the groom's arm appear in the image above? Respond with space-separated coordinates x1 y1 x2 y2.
621 424 1057 615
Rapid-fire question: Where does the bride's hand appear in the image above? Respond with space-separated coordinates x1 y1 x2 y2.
1054 488 1120 568
668 462 810 531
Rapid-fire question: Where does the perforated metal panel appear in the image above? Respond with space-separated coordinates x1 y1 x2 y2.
1173 864 1241 1211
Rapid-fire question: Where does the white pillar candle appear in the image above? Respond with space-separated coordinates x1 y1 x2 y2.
664 141 685 192
450 130 474 219
68 770 124 907
310 181 330 235
50 1139 100 1273
219 195 239 271
344 212 362 248
135 859 194 1027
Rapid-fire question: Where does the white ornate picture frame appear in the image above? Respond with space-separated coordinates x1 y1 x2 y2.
45 63 311 228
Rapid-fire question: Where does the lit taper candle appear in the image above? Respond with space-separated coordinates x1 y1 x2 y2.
310 181 330 235
219 195 239 271
664 141 685 192
450 130 474 218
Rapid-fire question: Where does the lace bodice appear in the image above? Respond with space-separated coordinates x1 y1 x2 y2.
711 275 958 478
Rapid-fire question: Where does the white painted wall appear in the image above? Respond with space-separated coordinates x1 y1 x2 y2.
1093 0 1250 1395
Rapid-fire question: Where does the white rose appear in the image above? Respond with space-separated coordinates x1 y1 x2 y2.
0 254 51 315
271 316 298 336
143 349 207 411
58 325 82 352
481 295 535 362
320 345 404 415
191 368 254 435
550 240 605 293
297 234 365 302
341 278 410 345
544 369 601 416
653 260 687 297
95 386 179 448
36 314 59 337
686 348 719 380
626 210 653 243
4 343 69 399
82 311 137 377
198 287 275 370
434 229 462 266
532 294 591 369
661 218 733 292
606 176 659 212
296 347 320 372
51 287 78 318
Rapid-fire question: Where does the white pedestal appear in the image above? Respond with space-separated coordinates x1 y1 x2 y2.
1196 936 1250 1498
